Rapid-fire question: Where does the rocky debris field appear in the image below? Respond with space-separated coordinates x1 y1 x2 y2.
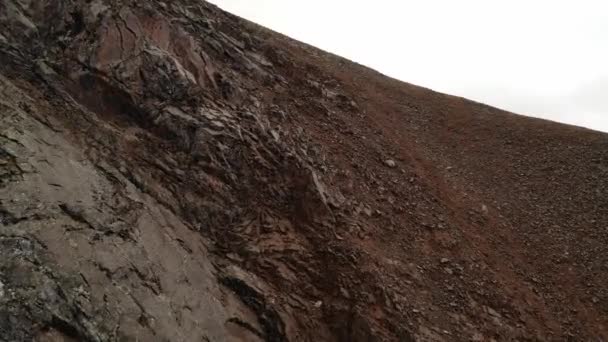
1 0 607 341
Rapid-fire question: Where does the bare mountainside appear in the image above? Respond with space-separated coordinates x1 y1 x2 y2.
1 1 607 341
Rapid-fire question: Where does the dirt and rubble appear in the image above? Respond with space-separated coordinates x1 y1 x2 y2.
0 0 607 341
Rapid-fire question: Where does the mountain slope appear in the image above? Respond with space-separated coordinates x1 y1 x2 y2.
0 0 606 341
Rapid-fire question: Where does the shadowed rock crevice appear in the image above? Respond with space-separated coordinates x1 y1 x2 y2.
220 276 287 342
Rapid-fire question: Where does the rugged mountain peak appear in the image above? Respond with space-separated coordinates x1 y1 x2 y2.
1 0 607 341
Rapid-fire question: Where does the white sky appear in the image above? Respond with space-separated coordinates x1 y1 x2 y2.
208 0 608 132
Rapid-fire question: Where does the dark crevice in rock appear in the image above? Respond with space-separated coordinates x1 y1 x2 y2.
69 10 85 37
71 72 145 128
226 317 265 339
220 276 287 342
0 208 24 226
47 316 85 342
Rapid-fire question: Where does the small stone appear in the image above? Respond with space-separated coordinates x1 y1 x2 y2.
226 253 243 262
486 306 501 318
444 268 454 275
90 0 110 17
210 120 225 129
270 108 287 120
440 258 450 264
246 245 261 254
270 130 280 142
592 297 599 304
36 60 57 76
314 300 323 308
472 332 484 341
0 280 4 299
384 159 397 168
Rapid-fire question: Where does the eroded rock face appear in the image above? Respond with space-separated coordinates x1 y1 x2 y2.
0 73 265 342
0 1 340 341
1 0 608 341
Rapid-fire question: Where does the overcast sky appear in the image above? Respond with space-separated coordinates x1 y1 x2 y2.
208 0 608 132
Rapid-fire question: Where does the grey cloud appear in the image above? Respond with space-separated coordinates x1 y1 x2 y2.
571 76 608 113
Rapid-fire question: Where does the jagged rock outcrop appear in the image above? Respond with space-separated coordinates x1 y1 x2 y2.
1 0 607 341
0 1 360 340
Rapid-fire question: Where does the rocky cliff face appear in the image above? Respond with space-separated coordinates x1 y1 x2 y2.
1 1 607 341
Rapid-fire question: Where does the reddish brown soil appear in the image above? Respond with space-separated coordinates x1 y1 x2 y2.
251 14 608 340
